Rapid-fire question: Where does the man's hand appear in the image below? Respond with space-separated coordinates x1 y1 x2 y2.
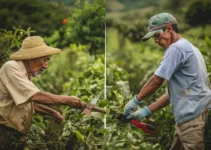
126 106 152 121
31 91 86 109
34 103 64 123
124 96 142 116
52 111 64 124
66 96 86 109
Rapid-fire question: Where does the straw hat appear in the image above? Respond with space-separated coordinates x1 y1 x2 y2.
10 36 61 60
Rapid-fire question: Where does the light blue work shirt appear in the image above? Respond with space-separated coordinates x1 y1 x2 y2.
155 38 211 125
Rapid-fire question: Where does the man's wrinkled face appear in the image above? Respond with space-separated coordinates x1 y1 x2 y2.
32 55 51 76
152 25 173 48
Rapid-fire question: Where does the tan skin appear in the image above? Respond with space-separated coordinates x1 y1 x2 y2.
136 24 180 112
23 56 85 123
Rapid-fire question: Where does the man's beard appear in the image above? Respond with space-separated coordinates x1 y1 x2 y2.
33 68 45 77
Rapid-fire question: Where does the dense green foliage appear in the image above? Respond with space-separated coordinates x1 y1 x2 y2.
0 0 69 36
27 49 105 150
185 1 211 27
60 55 105 149
106 0 160 12
60 60 164 150
66 0 105 55
46 0 105 55
45 0 76 6
34 0 105 94
0 27 35 67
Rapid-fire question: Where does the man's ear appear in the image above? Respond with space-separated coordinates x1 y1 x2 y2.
167 25 173 33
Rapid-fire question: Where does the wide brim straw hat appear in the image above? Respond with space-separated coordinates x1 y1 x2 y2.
10 36 61 60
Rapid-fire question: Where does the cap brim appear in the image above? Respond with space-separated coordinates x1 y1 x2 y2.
142 30 158 41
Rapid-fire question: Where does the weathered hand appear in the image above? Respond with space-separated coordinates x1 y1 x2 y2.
124 96 142 116
52 111 64 123
67 96 85 109
126 106 152 121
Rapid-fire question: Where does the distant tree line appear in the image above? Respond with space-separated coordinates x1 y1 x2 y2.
106 0 211 44
0 0 70 36
45 0 76 6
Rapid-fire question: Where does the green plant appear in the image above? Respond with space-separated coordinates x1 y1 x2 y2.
0 27 35 67
185 1 211 38
46 0 105 55
60 55 105 149
185 1 211 27
26 114 65 150
0 0 70 36
59 61 166 149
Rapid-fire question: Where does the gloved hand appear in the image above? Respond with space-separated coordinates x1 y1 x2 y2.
124 96 142 116
126 106 152 121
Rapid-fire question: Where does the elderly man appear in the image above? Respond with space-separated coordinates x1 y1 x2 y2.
124 13 211 150
0 36 85 149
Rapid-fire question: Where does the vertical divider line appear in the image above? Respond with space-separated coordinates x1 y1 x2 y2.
104 21 107 129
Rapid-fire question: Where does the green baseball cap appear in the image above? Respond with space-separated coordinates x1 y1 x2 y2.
142 13 177 41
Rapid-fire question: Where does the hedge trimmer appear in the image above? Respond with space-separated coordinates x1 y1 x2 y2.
82 99 156 134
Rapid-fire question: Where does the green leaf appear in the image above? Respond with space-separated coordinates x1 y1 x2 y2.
205 36 211 48
75 130 85 143
98 99 110 107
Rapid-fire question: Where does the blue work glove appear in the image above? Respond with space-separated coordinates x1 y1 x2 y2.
126 106 152 121
124 95 142 116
